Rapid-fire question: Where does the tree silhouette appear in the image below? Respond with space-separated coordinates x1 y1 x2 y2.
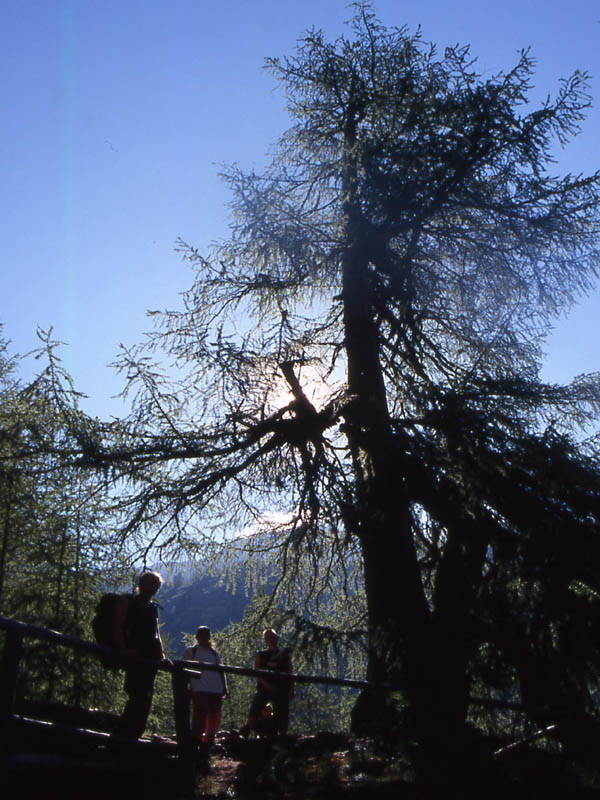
28 3 600 752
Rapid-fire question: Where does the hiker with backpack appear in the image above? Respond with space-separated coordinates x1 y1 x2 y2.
182 626 228 764
114 570 168 739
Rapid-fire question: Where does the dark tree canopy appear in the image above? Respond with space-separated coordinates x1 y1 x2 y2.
14 3 600 757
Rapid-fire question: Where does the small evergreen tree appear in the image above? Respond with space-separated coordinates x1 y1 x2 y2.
0 329 128 711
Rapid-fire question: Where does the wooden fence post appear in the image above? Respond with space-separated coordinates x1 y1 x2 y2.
0 626 23 753
172 663 195 796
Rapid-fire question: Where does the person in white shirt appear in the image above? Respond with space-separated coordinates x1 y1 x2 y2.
182 626 228 755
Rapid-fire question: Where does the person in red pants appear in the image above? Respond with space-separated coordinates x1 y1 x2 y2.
183 626 228 765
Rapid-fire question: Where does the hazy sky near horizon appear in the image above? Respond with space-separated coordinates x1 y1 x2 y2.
2 0 599 418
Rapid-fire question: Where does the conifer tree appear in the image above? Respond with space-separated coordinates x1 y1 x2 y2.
0 330 126 708
24 4 600 751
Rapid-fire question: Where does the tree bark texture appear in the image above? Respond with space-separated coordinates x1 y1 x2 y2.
340 150 434 732
339 109 486 742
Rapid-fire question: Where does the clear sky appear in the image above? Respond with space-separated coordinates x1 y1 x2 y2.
1 0 598 418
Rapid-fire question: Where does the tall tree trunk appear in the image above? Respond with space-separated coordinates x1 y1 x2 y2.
340 155 432 734
351 501 433 736
339 103 470 744
430 521 489 736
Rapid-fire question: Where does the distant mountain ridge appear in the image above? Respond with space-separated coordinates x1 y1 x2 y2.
158 567 250 654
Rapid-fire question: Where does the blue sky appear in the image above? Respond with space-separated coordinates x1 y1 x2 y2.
1 0 598 418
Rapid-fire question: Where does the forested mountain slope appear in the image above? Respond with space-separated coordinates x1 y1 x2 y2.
159 570 250 653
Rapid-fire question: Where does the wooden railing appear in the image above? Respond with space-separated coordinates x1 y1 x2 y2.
0 614 384 794
0 612 578 787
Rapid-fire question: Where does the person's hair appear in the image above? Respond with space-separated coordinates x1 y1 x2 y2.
263 628 278 641
137 571 163 591
195 626 213 648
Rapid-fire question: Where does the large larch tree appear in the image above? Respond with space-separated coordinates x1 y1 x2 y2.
27 4 600 751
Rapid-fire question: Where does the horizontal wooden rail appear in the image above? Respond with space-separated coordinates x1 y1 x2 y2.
0 614 586 718
0 614 380 690
179 659 384 690
0 614 165 671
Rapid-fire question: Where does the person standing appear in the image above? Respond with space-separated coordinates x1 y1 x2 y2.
183 626 228 763
242 628 293 737
116 570 167 739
